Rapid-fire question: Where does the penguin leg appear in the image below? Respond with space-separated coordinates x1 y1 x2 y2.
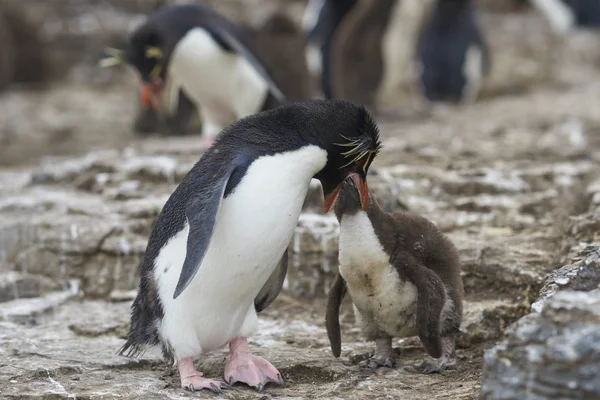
224 337 284 392
178 357 227 393
351 306 397 369
358 337 397 369
419 336 457 374
200 104 236 148
198 108 227 149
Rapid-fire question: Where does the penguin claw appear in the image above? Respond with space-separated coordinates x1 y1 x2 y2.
188 384 195 393
210 383 222 393
276 373 285 386
257 383 264 393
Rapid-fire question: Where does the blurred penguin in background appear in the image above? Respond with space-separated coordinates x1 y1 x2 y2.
415 0 490 104
101 4 285 148
328 0 398 109
529 0 600 33
301 0 357 98
130 11 311 137
251 12 313 102
0 4 52 92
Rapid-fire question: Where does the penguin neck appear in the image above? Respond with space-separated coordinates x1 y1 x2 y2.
334 187 381 222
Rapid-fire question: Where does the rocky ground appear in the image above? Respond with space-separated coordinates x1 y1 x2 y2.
1 2 600 400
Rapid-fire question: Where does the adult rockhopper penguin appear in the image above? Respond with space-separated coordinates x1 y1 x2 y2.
101 4 285 148
119 99 381 392
326 181 464 373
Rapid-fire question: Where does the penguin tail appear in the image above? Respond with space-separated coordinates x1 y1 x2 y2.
117 339 146 359
116 274 162 359
326 274 348 358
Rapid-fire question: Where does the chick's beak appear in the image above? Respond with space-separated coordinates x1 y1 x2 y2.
323 172 369 213
140 79 163 112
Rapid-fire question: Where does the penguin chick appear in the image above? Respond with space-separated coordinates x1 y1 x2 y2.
327 180 463 373
107 4 285 149
120 99 381 393
416 0 490 104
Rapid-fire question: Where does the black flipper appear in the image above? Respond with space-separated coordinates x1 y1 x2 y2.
210 25 285 102
173 153 250 299
325 273 348 358
392 255 445 359
254 248 288 313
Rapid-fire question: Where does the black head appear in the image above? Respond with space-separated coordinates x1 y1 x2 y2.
306 100 381 212
120 5 217 110
333 178 366 220
204 99 381 212
126 5 208 83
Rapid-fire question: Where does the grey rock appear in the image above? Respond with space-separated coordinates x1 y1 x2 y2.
481 290 600 400
0 282 78 324
0 272 61 303
532 245 600 312
457 300 528 348
482 246 600 399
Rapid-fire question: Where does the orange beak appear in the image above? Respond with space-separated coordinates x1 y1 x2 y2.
323 172 369 213
140 80 163 112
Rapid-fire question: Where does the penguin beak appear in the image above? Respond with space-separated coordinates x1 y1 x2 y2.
140 79 163 112
323 172 369 213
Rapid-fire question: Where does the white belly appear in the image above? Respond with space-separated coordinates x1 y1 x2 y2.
168 28 269 128
154 146 327 360
339 212 418 337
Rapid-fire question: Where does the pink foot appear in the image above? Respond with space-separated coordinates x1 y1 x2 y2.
178 357 226 393
224 337 284 392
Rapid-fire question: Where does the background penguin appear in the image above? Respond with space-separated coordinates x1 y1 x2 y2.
328 0 399 109
530 0 600 33
326 182 463 373
301 0 358 98
0 4 52 92
102 4 285 148
415 0 490 104
119 99 381 392
249 12 313 102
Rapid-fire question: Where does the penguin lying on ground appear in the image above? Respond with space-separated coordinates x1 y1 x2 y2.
101 4 285 148
416 0 490 104
530 0 600 33
301 0 357 98
326 181 463 373
119 99 381 392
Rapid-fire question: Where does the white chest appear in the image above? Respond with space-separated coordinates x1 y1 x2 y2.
154 146 327 356
168 28 268 119
339 212 418 337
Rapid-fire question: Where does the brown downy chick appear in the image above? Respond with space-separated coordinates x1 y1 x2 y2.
327 179 463 373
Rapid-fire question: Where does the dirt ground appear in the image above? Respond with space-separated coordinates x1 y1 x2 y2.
1 4 600 400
